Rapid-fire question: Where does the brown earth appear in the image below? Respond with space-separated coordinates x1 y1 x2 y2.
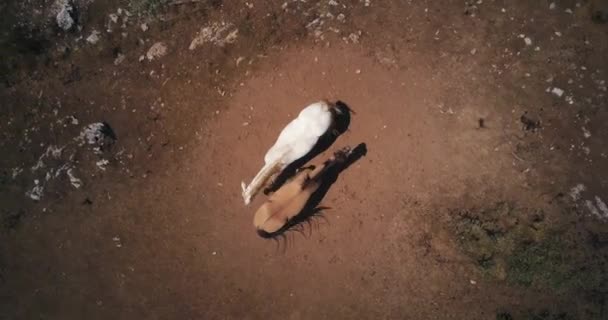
1 0 608 319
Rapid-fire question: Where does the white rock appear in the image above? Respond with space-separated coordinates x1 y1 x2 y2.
551 87 564 97
236 56 245 66
11 167 23 179
31 145 65 172
596 197 608 219
569 183 586 201
67 168 82 189
189 22 239 50
96 159 109 171
586 200 600 217
582 127 591 138
86 30 101 44
114 54 126 65
524 37 532 46
26 181 44 201
146 42 168 61
78 123 107 145
109 13 119 23
56 4 74 31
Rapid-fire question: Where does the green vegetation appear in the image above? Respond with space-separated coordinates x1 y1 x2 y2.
507 234 604 291
129 0 170 16
454 202 606 292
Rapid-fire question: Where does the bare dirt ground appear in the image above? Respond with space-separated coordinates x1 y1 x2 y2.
1 0 608 319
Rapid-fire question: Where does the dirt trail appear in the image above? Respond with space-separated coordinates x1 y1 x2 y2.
2 1 608 319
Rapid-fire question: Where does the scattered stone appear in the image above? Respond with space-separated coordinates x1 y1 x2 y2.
585 196 608 220
569 183 586 201
141 23 149 32
596 197 608 219
109 13 119 24
114 53 126 65
77 122 117 150
551 87 564 97
56 2 75 31
524 37 532 46
26 180 44 201
67 168 82 188
586 200 601 218
96 159 109 171
583 127 592 138
189 22 239 50
11 167 23 179
86 30 101 44
32 145 64 172
146 42 168 61
112 236 122 247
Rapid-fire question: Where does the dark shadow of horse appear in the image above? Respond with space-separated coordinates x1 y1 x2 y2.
258 143 368 239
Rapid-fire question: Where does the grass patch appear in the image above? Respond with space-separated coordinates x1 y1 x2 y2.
507 234 604 291
129 0 171 16
454 202 607 292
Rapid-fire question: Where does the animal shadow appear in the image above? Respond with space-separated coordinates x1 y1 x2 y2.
258 142 368 239
264 100 354 195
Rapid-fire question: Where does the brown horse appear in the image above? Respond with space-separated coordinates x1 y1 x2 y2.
253 147 356 237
